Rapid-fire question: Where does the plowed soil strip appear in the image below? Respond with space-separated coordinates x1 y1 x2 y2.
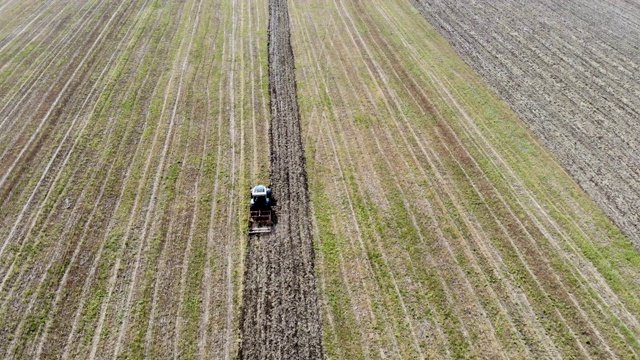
239 0 324 358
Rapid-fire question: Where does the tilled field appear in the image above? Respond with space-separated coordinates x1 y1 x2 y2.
289 0 640 357
239 0 324 358
409 0 640 246
0 0 270 358
2 0 640 359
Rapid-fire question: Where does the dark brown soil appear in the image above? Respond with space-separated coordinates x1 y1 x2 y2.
409 0 640 246
238 0 324 358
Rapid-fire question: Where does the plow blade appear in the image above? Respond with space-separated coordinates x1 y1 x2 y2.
249 226 272 235
249 209 273 235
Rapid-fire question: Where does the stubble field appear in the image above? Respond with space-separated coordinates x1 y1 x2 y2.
1 0 640 359
289 0 640 358
0 0 269 358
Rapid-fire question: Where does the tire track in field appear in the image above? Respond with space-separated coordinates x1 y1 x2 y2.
366 4 564 355
317 38 415 360
0 0 127 290
248 0 265 181
0 0 144 283
30 2 157 356
58 9 179 358
0 0 136 293
378 0 640 346
0 1 139 356
291 3 444 356
223 0 241 357
106 1 200 356
309 214 345 359
172 5 223 353
301 1 503 357
416 25 640 349
434 77 636 355
198 3 233 358
0 0 102 202
320 6 497 356
9 3 172 358
0 6 80 155
238 0 324 358
0 0 80 105
286 11 375 356
0 0 128 312
79 3 188 357
328 0 494 356
0 1 29 37
0 0 21 17
0 0 56 47
296 6 464 358
344 2 560 356
298 0 568 358
0 0 54 56
0 2 113 231
198 0 247 356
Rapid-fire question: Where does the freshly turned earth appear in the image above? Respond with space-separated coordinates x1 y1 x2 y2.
239 0 324 358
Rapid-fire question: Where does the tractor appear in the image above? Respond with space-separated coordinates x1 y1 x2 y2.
248 185 275 234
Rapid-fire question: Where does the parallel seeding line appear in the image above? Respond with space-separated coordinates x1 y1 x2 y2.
140 0 204 356
31 2 159 355
0 0 133 293
57 8 180 358
198 3 231 356
0 0 106 147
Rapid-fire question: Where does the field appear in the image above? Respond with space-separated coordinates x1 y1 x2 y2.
239 0 323 357
1 0 640 358
289 0 640 358
0 0 269 357
410 0 640 246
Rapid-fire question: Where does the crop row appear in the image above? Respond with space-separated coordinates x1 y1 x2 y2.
290 0 640 357
0 0 270 358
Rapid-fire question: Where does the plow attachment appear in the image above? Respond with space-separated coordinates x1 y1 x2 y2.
249 209 273 235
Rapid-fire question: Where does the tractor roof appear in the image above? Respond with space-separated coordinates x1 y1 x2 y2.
252 185 267 196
